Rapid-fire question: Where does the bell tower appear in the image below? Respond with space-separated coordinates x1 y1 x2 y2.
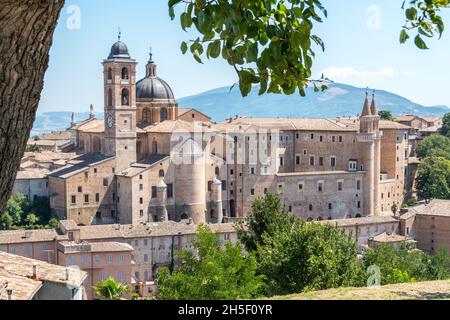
102 32 137 172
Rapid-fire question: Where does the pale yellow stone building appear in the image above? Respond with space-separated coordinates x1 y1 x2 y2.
47 38 411 226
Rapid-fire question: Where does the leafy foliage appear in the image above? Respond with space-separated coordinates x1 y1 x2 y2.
415 135 450 160
257 219 365 295
378 110 394 121
416 156 450 200
0 193 56 230
168 0 329 97
156 224 264 300
400 0 447 49
236 193 294 252
441 112 450 137
237 193 365 296
363 244 450 285
93 277 129 300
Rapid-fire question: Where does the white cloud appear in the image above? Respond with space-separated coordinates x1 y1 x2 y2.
322 67 415 80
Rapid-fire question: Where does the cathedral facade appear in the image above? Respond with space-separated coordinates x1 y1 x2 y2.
48 39 411 226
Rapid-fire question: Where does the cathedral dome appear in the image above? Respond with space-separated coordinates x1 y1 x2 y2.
108 41 130 59
136 54 175 102
136 77 175 102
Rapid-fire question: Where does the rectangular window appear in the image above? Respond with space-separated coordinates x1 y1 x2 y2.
310 133 314 140
251 189 255 196
94 255 100 263
357 201 361 209
140 209 144 217
319 136 323 142
331 156 336 167
337 180 343 191
279 156 284 167
348 161 357 171
339 136 343 143
84 194 89 204
68 255 77 266
230 169 234 175
298 182 304 192
118 272 124 282
139 175 143 180
83 255 89 265
71 195 76 205
112 192 116 201
95 193 100 203
332 136 336 143
139 184 143 191
107 255 112 264
319 157 324 166
140 197 144 204
144 239 148 246
103 178 109 187
317 181 324 192
309 156 315 166
328 203 332 210
250 167 255 175
221 181 226 191
77 186 82 193
152 186 157 198
167 183 174 198
144 254 149 262
119 255 125 263
296 155 301 165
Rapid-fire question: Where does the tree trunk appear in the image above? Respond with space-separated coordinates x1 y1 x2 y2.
0 0 64 213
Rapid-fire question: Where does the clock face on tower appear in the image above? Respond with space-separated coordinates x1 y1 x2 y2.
107 115 114 128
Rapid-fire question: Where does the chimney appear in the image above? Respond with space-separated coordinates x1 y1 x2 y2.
32 265 37 280
7 289 12 300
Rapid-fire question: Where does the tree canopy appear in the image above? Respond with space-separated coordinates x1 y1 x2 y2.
156 224 264 300
416 156 450 200
378 110 394 121
415 135 450 160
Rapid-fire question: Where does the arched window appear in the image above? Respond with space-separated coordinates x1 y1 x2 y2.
152 140 158 155
307 217 313 222
121 88 129 106
143 108 151 123
107 68 112 80
159 169 165 178
317 217 323 221
160 107 168 122
107 89 113 107
181 213 188 220
215 167 220 177
355 214 362 218
121 67 129 80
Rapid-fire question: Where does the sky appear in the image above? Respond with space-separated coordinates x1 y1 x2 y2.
38 0 450 113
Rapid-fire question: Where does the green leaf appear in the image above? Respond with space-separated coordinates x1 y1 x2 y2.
414 35 428 49
193 50 203 64
208 40 221 59
399 30 410 44
405 7 417 20
181 41 188 54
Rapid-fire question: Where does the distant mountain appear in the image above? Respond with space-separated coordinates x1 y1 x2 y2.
32 82 449 135
178 83 450 122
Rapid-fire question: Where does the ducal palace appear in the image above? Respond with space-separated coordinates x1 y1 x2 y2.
32 38 411 226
